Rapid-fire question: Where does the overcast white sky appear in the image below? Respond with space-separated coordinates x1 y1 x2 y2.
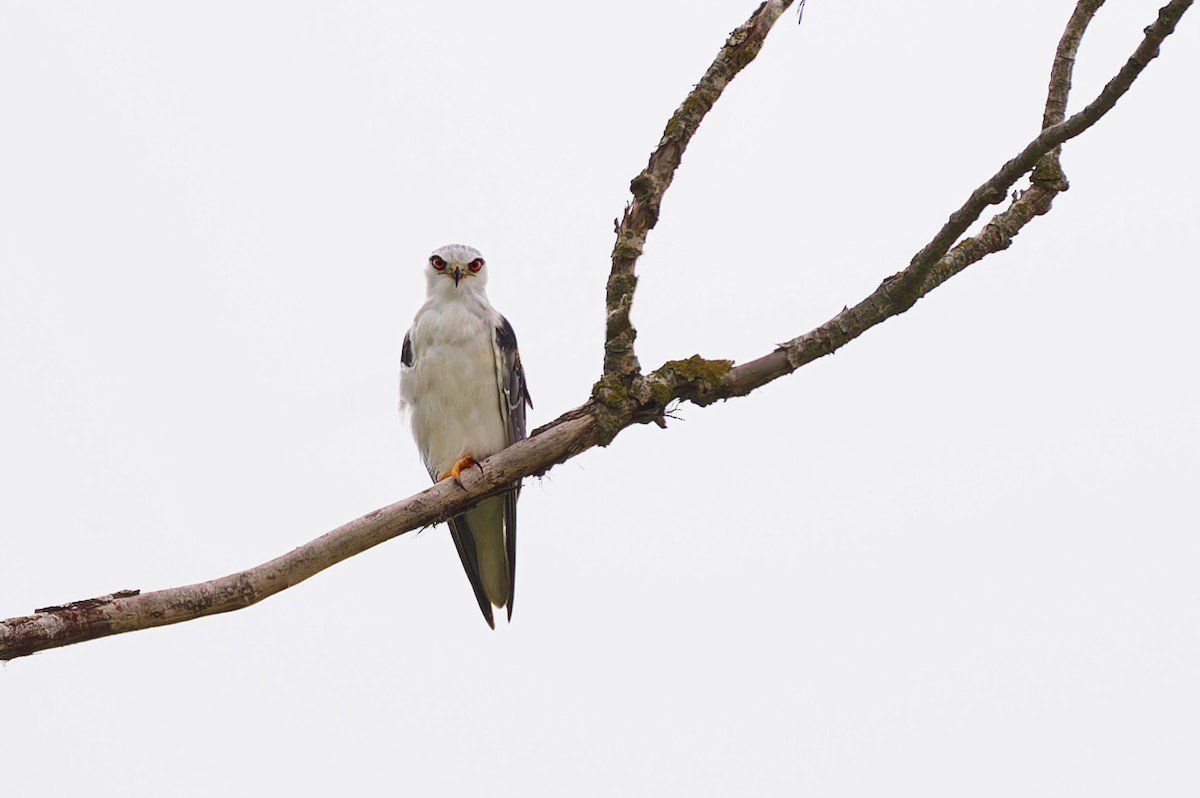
2 2 1198 795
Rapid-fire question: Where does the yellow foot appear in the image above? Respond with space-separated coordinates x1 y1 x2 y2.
437 455 479 483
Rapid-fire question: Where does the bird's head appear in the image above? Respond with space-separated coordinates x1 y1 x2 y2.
425 243 488 297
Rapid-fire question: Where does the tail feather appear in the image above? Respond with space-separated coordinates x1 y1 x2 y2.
447 494 510 628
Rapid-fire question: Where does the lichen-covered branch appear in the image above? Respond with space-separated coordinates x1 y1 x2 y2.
715 0 1192 400
885 0 1191 315
2 0 1191 662
600 0 794 386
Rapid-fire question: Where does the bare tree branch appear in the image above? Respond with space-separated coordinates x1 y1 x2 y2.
601 0 795 384
1 415 598 661
711 0 1191 401
2 0 1191 662
1044 2 1105 133
1029 0 1105 194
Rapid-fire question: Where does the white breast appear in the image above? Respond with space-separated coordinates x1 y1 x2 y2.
399 294 507 478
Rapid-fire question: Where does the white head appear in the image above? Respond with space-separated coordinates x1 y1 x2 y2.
425 243 489 298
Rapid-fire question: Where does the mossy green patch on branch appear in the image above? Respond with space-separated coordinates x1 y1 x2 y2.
1031 157 1065 187
658 354 733 383
651 355 734 406
605 271 639 303
591 374 631 408
590 375 636 445
612 241 642 262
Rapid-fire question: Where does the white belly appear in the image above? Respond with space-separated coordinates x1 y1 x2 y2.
400 299 506 478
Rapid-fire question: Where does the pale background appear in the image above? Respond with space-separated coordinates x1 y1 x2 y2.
2 2 1197 796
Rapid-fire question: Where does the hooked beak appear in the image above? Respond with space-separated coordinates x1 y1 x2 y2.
452 265 463 286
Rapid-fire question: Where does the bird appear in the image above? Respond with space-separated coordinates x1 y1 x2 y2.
398 243 532 628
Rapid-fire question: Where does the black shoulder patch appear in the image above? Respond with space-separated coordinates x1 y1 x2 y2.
401 331 413 367
496 316 519 353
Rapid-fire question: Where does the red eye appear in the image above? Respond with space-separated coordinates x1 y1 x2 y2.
430 255 447 271
467 258 484 273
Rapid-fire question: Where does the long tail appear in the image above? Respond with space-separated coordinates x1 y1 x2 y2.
447 494 510 628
